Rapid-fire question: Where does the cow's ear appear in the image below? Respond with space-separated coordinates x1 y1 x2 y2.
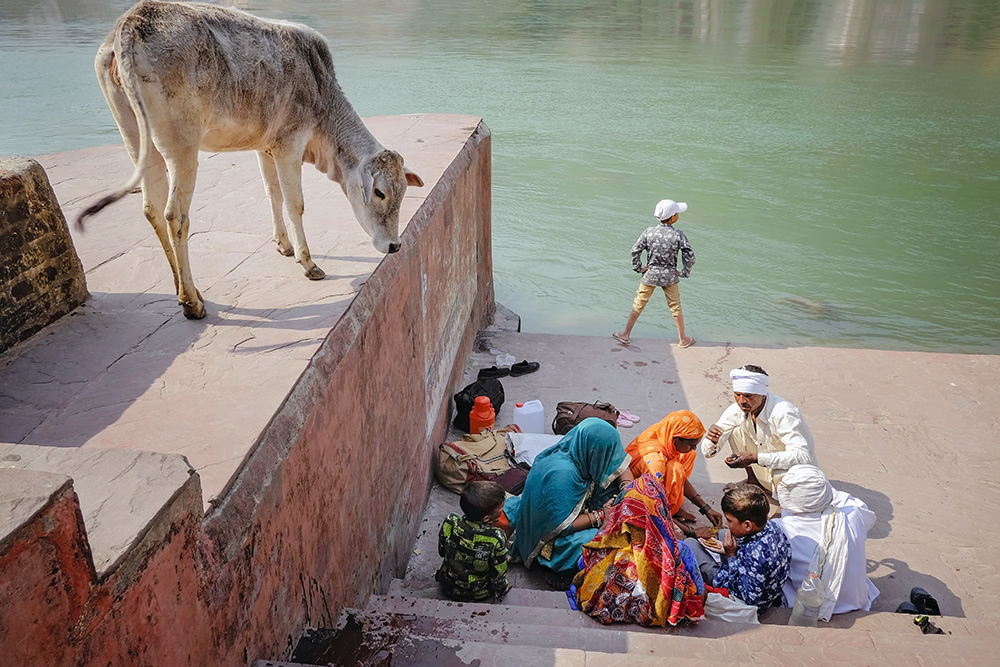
361 169 374 205
404 167 424 188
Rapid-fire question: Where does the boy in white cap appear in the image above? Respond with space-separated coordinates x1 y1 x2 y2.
613 199 696 348
701 365 818 493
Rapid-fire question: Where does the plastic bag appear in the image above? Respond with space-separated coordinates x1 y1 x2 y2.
788 571 828 627
704 592 759 624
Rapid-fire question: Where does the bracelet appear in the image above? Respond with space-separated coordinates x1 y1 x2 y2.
699 503 712 515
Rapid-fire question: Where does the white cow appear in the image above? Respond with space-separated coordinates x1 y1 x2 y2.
79 0 423 319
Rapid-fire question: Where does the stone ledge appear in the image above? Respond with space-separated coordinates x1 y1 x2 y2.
0 467 74 550
0 443 198 577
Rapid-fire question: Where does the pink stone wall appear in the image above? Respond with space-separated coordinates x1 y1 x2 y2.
0 124 493 664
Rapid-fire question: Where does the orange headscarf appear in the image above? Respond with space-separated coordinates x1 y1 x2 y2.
626 410 706 514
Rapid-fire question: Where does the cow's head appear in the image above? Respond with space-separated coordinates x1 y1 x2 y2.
346 150 423 254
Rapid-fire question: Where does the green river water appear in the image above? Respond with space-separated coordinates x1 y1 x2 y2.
2 0 998 353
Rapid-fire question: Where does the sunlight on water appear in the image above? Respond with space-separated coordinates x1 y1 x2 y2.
1 0 998 353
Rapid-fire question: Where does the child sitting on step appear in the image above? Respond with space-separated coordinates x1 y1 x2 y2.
686 483 791 612
436 480 511 602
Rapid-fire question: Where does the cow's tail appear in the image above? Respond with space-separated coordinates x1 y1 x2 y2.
76 18 154 231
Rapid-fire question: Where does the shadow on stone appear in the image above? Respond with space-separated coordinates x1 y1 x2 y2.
830 479 893 539
868 556 964 618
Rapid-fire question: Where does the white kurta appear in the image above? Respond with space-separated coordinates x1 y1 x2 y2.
772 490 880 615
700 392 818 490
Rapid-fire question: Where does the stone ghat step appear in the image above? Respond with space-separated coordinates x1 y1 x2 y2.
388 576 570 609
290 600 990 666
384 578 968 637
260 639 711 667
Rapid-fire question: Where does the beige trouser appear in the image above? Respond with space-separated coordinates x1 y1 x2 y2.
632 283 682 317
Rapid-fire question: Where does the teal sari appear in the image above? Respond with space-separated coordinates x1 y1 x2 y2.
505 418 630 572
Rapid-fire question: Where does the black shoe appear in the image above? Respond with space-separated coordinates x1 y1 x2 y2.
509 360 540 377
910 587 941 616
478 366 510 379
895 601 919 614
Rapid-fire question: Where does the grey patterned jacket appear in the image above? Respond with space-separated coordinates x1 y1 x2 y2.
631 222 695 287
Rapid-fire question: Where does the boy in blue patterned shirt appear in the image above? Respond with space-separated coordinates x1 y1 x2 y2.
688 484 791 612
436 481 511 602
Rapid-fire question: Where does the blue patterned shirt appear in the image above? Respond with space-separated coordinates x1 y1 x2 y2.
713 521 791 611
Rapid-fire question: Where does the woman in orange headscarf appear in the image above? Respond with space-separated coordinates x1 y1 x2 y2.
626 410 723 537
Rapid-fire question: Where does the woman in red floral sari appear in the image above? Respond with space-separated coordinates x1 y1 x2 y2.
573 474 706 626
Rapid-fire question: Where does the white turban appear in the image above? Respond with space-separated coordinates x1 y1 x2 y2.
730 368 769 395
777 464 834 514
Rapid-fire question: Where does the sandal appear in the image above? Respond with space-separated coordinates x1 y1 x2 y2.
620 409 640 423
612 332 630 347
477 366 510 379
509 360 540 377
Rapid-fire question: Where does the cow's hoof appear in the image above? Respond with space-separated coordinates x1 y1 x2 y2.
182 301 207 319
304 266 325 280
275 242 294 257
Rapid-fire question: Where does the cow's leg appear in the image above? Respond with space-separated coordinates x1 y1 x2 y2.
273 153 324 280
256 151 294 256
141 150 182 295
96 44 140 167
162 146 206 319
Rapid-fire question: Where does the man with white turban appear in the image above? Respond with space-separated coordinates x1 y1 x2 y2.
701 365 817 492
771 464 880 619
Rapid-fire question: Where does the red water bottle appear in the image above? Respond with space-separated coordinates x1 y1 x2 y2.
469 396 495 433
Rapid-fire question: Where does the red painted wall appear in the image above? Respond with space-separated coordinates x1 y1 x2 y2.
0 123 493 665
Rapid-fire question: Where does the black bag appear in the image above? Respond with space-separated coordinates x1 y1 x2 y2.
453 377 505 432
551 401 619 435
493 462 531 495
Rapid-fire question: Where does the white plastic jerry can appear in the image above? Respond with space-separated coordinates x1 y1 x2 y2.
512 400 545 434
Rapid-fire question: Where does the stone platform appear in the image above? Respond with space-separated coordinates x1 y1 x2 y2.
390 331 1000 654
0 113 495 665
1 113 482 510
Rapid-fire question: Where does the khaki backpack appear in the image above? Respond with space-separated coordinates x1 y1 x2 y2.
435 425 521 494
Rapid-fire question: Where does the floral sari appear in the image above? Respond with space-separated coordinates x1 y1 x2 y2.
574 474 705 626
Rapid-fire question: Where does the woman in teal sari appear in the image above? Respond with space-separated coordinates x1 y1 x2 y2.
505 418 634 576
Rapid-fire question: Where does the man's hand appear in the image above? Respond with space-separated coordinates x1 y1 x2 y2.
640 265 648 273
706 424 723 444
725 452 757 468
705 507 724 528
722 529 738 558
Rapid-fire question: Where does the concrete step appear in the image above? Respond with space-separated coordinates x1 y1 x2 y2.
287 601 989 666
268 638 711 667
361 595 990 663
387 577 571 609
385 579 975 637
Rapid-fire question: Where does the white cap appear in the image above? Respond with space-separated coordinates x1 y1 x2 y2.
654 199 688 221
